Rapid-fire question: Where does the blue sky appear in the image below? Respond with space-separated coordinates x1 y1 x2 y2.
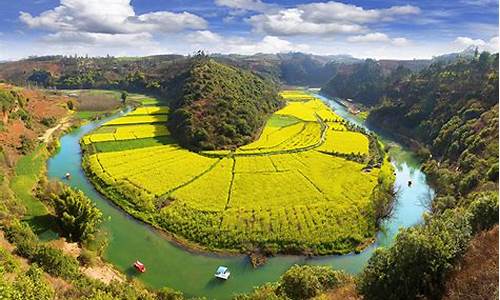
0 0 498 60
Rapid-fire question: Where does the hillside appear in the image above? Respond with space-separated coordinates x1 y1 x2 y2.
166 56 283 150
368 52 499 197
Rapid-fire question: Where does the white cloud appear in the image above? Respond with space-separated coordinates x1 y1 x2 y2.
298 2 420 24
186 30 223 44
215 0 277 13
347 33 410 46
249 9 367 36
454 35 499 52
41 31 155 47
461 0 498 6
19 0 207 49
248 1 420 36
226 35 310 54
20 0 207 34
183 33 309 54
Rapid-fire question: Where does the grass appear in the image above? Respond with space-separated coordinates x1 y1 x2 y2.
10 145 47 217
82 91 394 254
92 136 176 152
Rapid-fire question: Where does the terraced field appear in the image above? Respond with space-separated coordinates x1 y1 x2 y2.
82 92 394 255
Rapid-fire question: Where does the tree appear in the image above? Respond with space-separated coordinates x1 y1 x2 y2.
50 187 103 242
278 265 344 300
120 91 128 104
358 208 472 300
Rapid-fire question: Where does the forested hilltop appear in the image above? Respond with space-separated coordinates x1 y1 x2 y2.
166 56 283 150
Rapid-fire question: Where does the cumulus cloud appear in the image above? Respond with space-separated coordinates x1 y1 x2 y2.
41 31 154 47
248 1 420 36
19 0 207 48
183 32 309 54
186 30 223 44
227 35 310 54
347 32 409 46
215 0 277 13
454 35 499 52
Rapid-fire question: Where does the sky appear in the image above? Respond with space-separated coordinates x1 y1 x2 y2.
0 0 498 60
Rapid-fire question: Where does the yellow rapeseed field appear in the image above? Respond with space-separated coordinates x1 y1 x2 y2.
84 91 392 254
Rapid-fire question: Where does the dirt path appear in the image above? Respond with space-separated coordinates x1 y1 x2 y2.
50 238 125 284
38 115 72 143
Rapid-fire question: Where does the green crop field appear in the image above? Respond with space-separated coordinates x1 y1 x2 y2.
82 92 394 255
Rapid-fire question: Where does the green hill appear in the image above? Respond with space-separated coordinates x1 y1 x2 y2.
166 56 283 150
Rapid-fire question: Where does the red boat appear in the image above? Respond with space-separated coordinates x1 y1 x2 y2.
133 260 146 273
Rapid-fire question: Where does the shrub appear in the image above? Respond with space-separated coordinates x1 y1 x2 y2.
358 208 472 300
466 192 499 234
31 245 80 280
18 135 36 155
157 287 185 300
278 265 344 300
41 116 57 127
50 187 103 243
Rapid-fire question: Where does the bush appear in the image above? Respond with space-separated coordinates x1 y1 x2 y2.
278 265 344 300
157 287 185 300
18 135 36 155
41 116 57 127
467 192 499 234
3 220 80 280
77 249 97 266
358 208 472 300
31 245 80 280
50 187 103 242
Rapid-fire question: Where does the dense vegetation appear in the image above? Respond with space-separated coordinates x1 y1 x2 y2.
353 53 499 299
235 265 348 300
167 56 282 150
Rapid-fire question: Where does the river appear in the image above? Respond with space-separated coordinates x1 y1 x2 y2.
46 94 433 299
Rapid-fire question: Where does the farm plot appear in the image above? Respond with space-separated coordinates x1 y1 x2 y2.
127 106 169 115
280 90 317 102
237 122 321 154
83 124 169 144
83 105 169 144
318 130 369 155
171 158 233 211
90 145 218 196
276 99 342 122
103 115 168 126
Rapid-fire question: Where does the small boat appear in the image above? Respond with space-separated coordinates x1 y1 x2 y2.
64 172 71 179
133 260 146 273
214 266 230 280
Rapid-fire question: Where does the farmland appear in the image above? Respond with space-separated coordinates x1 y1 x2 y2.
82 91 394 255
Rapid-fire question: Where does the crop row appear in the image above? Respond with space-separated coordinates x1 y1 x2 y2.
103 114 168 126
82 124 169 144
126 106 169 115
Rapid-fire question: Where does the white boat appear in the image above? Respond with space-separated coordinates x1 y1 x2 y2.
214 266 230 280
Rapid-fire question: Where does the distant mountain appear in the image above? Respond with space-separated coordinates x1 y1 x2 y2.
432 46 479 64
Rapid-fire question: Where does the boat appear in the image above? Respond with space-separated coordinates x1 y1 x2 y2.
133 260 146 273
64 172 71 179
214 266 230 280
